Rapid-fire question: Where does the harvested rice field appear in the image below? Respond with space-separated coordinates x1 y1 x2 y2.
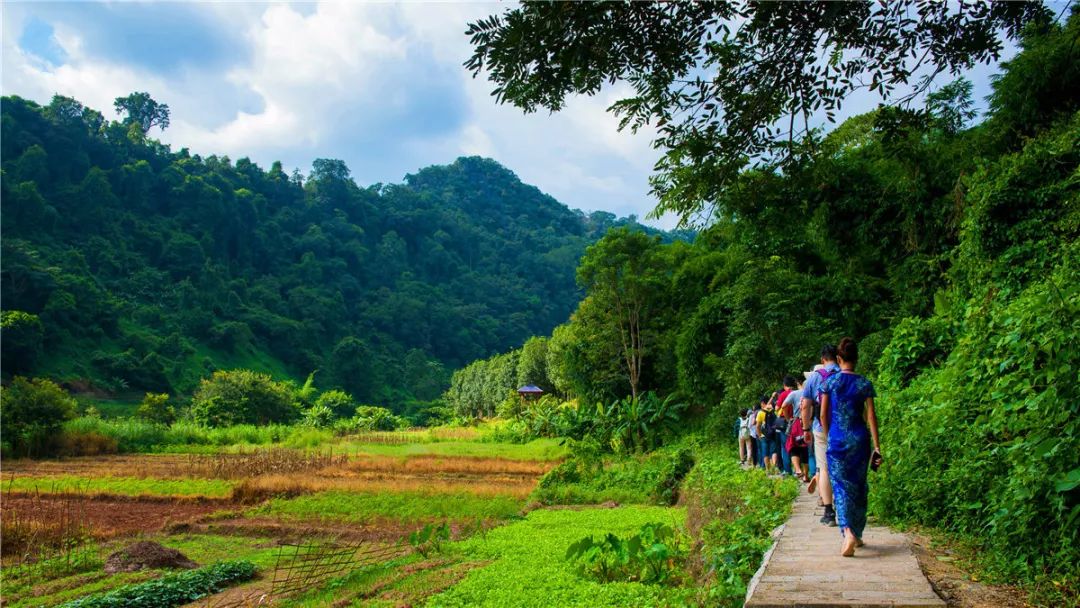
0 433 588 607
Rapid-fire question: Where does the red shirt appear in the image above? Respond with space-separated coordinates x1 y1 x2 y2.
777 389 794 419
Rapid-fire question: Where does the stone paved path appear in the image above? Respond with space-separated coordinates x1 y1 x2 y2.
745 488 945 608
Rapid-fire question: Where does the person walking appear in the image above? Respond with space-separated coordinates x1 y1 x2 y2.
775 376 798 475
759 400 780 473
801 344 841 526
738 409 754 465
820 337 881 557
748 399 762 467
783 379 809 481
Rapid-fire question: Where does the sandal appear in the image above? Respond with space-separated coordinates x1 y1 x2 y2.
807 474 818 494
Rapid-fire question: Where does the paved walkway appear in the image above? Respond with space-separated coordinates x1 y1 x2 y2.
745 489 945 608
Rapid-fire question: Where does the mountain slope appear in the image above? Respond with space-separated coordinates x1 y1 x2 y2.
0 95 673 405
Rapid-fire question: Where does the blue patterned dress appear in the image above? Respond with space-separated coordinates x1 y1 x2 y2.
819 372 876 538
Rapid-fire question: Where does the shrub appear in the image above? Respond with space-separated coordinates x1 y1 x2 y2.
1 377 78 456
300 405 334 428
350 405 408 431
135 392 176 425
872 247 1080 602
190 370 298 427
314 389 354 419
57 559 256 608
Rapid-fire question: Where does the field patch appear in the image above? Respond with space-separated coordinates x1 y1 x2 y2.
1 494 238 544
253 490 523 525
427 506 689 607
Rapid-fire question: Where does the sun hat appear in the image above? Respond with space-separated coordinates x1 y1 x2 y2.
803 363 825 380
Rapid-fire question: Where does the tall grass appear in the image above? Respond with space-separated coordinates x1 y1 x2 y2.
60 418 334 454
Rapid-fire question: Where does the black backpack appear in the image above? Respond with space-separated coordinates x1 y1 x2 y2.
762 411 778 439
772 414 789 435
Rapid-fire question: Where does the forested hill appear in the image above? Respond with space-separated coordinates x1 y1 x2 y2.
0 94 677 405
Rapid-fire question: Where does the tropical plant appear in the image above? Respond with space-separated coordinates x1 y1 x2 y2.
408 522 451 558
565 522 682 584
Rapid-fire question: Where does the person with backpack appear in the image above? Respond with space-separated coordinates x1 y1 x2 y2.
820 337 882 557
748 399 762 467
801 344 841 526
783 378 809 481
758 399 780 473
775 376 798 475
738 409 754 465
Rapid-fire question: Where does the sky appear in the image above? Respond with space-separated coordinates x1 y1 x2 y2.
0 2 1041 229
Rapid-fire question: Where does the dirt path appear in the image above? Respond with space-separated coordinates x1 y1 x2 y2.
745 491 944 608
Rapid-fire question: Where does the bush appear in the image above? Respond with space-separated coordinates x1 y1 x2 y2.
57 560 256 608
351 405 408 431
872 247 1080 602
1 377 78 456
190 370 298 427
314 389 354 419
135 392 176 425
301 405 335 428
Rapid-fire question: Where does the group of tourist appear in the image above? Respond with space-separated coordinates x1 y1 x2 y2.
736 338 882 557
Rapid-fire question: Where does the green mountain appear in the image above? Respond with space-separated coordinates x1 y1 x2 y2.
0 94 676 405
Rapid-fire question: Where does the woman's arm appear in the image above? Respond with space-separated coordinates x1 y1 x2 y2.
820 393 831 439
867 397 880 452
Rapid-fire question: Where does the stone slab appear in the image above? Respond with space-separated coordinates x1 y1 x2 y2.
745 487 945 608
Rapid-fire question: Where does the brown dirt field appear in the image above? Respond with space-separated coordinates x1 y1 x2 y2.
1 495 240 539
2 453 552 482
911 532 1032 608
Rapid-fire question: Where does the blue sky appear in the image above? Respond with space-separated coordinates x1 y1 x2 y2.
0 2 1043 228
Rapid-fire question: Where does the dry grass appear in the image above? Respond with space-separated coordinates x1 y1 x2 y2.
1 490 91 559
341 455 552 476
184 448 349 479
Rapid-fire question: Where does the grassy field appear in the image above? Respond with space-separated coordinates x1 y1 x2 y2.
0 433 786 607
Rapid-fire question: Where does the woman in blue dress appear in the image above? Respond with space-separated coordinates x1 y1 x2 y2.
819 337 882 557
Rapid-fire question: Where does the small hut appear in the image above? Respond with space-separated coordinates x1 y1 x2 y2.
516 385 545 402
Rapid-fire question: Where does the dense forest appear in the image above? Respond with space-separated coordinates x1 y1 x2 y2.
450 11 1079 594
0 96 677 408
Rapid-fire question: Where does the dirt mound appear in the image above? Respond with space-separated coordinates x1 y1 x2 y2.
104 541 198 573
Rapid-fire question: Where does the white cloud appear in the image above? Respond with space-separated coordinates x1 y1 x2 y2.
0 1 684 229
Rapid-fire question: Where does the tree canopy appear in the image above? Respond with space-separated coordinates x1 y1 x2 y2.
466 0 1052 222
0 93 680 407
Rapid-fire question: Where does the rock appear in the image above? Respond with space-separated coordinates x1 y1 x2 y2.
104 541 198 573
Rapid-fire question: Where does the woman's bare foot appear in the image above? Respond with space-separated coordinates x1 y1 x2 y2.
807 474 818 494
841 530 857 557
